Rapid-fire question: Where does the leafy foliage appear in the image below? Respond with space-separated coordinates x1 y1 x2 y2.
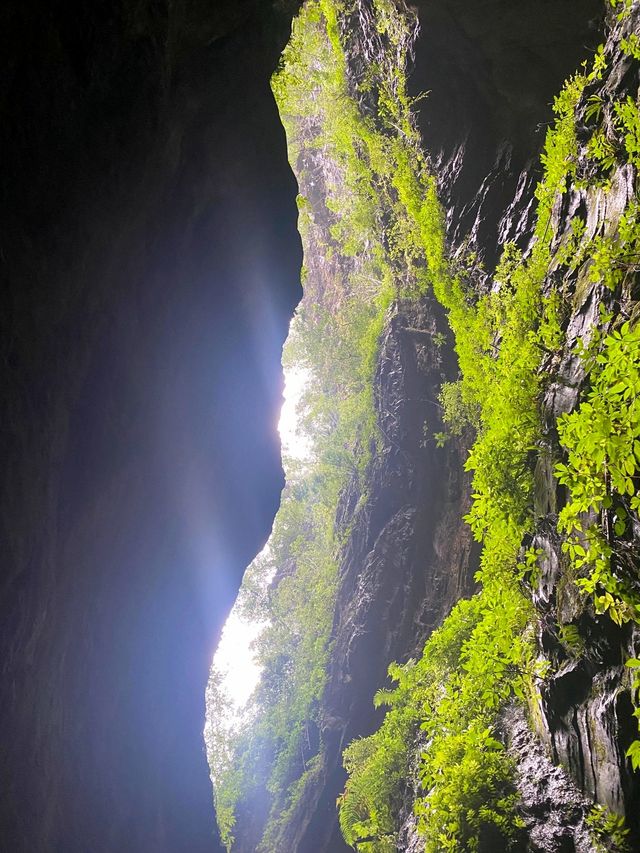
580 49 640 182
621 33 640 60
586 803 631 851
556 320 640 625
209 2 640 850
339 23 640 853
338 7 589 851
549 34 640 782
339 593 532 852
555 317 640 769
625 658 640 770
205 479 340 850
609 0 635 22
438 380 479 436
206 0 437 848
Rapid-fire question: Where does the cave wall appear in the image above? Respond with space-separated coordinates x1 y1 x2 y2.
7 0 635 850
1 1 301 850
411 0 603 260
526 7 640 841
303 2 607 849
240 1 636 850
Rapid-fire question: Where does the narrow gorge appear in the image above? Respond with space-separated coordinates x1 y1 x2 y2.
3 0 640 850
206 1 640 851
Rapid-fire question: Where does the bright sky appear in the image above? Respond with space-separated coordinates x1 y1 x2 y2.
278 365 311 462
212 365 310 714
213 609 266 711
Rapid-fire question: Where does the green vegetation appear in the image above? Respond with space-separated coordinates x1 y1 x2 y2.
336 22 595 853
626 658 640 769
556 319 640 626
556 317 640 768
207 0 640 849
586 803 631 851
438 381 479 436
621 33 640 61
339 596 531 852
339 26 640 853
205 482 340 850
206 1 439 848
550 56 640 770
557 623 586 658
610 0 634 22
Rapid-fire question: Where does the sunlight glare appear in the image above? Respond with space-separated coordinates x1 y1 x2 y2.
278 366 311 461
212 366 309 715
213 609 265 712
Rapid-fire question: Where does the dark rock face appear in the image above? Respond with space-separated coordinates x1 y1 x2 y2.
326 296 476 723
507 706 599 853
411 0 603 260
1 2 301 851
522 10 640 843
275 3 616 851
292 295 477 853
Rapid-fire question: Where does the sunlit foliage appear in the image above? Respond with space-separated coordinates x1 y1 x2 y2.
206 0 431 848
339 24 640 853
207 0 640 849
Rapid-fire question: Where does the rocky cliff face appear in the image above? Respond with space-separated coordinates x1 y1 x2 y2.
525 7 640 841
219 1 640 851
410 0 603 259
389 3 640 850
292 294 478 853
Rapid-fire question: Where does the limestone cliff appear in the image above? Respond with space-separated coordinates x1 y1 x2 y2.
209 1 640 851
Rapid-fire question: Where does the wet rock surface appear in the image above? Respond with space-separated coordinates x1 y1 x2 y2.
411 0 603 262
528 8 640 844
294 295 477 853
260 2 640 851
505 706 598 853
